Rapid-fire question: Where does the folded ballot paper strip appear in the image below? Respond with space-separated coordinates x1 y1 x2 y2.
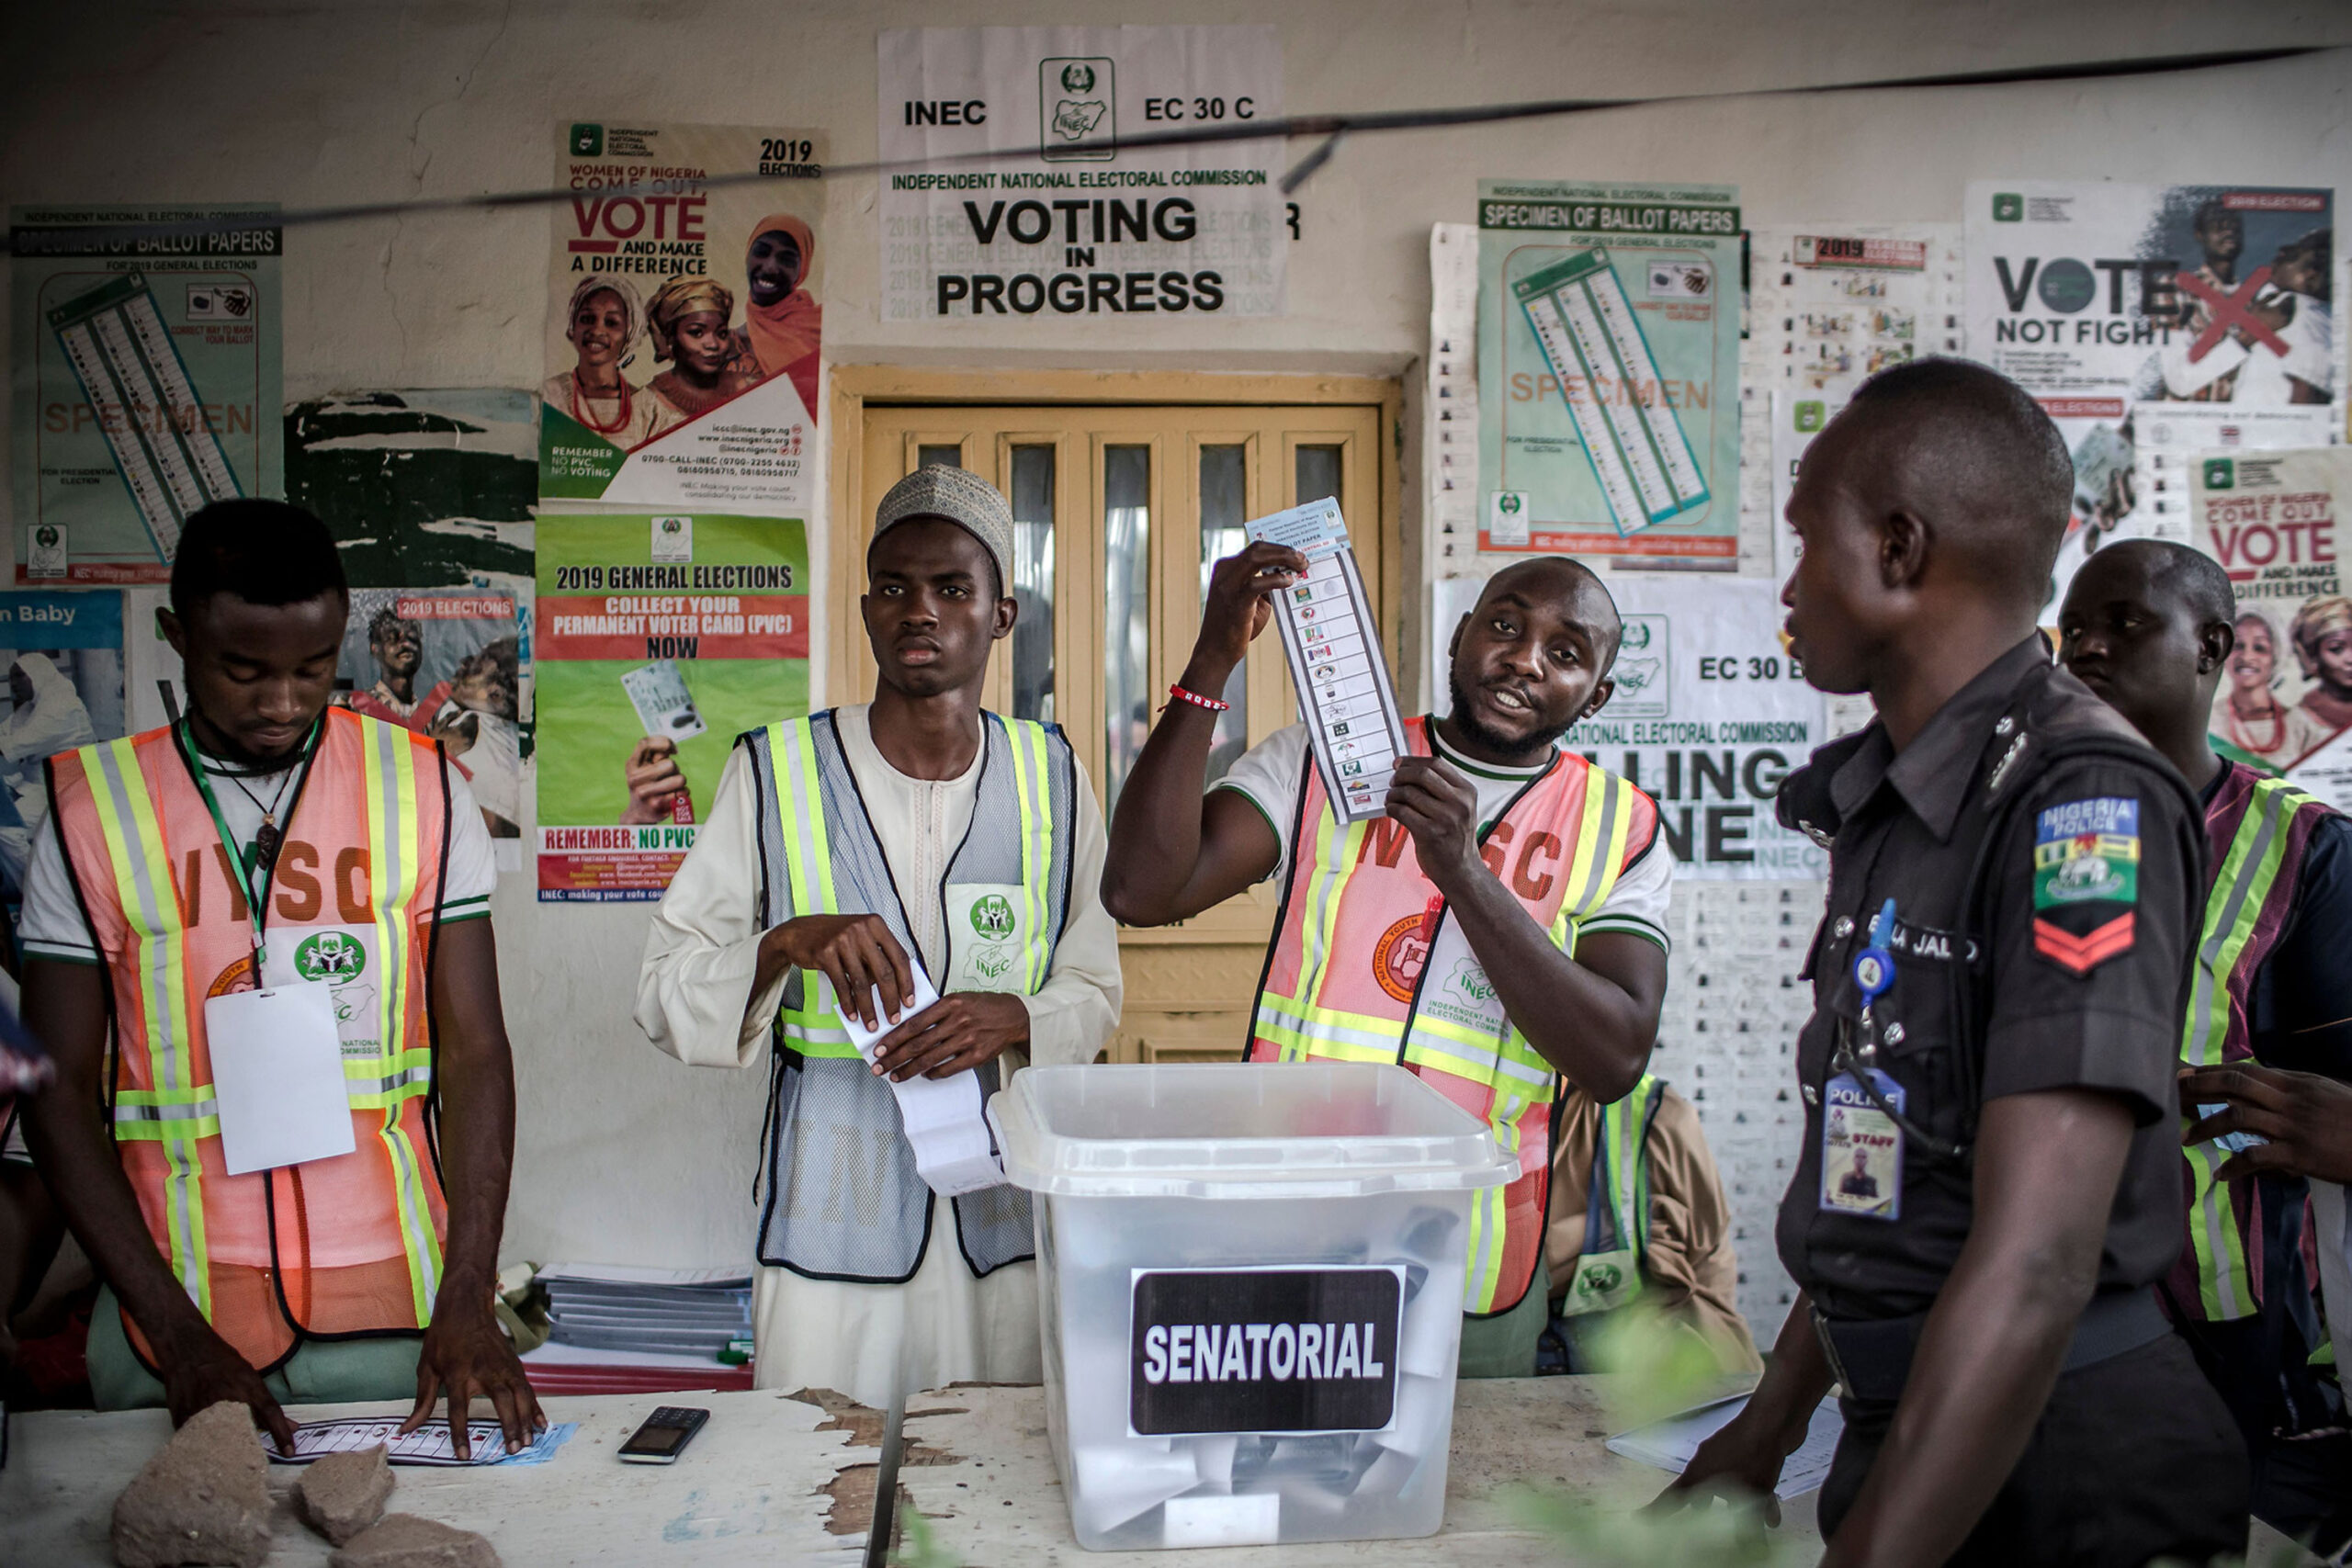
1245 498 1411 825
989 1061 1518 1551
840 965 1007 1198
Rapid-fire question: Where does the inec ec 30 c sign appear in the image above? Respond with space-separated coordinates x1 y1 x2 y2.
878 27 1284 321
1130 1265 1402 1437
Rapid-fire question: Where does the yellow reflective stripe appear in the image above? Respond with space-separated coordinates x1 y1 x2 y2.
1257 992 1408 1051
1255 1014 1396 1065
1564 766 1633 918
1464 1184 1505 1311
1403 1020 1553 1091
1007 718 1055 991
768 718 854 1045
1297 805 1364 1016
89 739 210 1316
2185 1138 2252 1319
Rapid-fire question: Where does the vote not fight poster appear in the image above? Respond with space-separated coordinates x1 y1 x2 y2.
542 122 824 513
534 513 807 902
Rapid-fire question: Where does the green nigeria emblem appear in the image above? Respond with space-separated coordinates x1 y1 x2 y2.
293 930 367 983
969 894 1016 939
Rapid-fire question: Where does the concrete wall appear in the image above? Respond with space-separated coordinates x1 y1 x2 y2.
5 2 2348 1269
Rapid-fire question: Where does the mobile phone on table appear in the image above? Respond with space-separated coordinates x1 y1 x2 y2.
618 1405 709 1464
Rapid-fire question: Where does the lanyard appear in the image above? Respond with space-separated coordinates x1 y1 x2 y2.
180 716 320 973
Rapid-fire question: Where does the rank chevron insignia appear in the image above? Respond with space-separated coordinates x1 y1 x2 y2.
2031 912 2136 976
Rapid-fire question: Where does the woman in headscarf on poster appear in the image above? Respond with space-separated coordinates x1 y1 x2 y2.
729 213 820 417
541 276 684 452
2290 595 2352 739
645 276 763 423
2213 608 2333 770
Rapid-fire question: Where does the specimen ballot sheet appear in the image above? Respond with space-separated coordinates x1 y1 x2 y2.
1246 497 1408 823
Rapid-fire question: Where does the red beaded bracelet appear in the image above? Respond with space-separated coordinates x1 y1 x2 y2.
1166 683 1230 713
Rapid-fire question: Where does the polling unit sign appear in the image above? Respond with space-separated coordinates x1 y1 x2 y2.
1965 180 2335 406
1478 181 1743 570
876 27 1284 320
10 205 282 583
542 122 824 513
1555 578 1827 879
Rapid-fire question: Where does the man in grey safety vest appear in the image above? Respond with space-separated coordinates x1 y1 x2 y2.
636 466 1121 1408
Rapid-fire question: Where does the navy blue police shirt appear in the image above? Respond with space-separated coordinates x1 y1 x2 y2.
1774 637 2206 1321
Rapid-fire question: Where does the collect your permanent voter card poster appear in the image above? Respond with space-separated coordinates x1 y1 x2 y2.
10 205 281 583
541 122 824 513
1965 181 2336 408
534 513 806 901
1478 181 1742 570
2188 448 2352 792
876 26 1283 321
1555 578 1826 879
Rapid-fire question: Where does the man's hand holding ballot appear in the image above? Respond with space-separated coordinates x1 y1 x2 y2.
1103 514 1673 1378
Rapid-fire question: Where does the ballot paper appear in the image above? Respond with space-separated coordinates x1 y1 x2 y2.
266 1415 579 1467
1512 247 1710 536
1246 498 1409 824
839 965 1008 1198
1604 1392 1841 1499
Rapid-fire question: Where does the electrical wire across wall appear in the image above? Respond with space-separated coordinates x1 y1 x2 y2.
28 44 2332 245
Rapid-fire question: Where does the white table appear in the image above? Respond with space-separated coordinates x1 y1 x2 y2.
2 1389 876 1565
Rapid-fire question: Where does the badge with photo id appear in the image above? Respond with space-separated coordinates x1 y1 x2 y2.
1820 1069 1903 1220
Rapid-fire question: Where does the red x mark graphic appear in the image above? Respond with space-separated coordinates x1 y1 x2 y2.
2176 265 2289 363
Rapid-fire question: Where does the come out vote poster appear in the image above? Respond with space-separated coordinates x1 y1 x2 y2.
535 513 807 901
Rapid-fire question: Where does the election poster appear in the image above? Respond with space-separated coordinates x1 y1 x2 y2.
1965 181 2335 407
1560 577 1826 879
535 513 806 901
1478 181 1743 570
876 26 1283 321
543 122 824 513
0 590 125 906
2190 448 2352 792
10 206 281 583
334 588 526 842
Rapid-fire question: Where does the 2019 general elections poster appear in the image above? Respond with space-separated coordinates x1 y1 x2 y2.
1477 181 1743 570
9 205 282 583
1964 180 2335 407
535 513 806 902
541 123 824 513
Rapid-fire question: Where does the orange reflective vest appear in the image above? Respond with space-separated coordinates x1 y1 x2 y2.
50 709 453 1372
1246 717 1657 1315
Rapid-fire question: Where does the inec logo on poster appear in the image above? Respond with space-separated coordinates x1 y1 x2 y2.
570 123 604 157
294 931 368 983
1991 192 2024 223
2203 458 2235 491
1792 400 1826 434
1040 57 1114 162
1611 615 1670 720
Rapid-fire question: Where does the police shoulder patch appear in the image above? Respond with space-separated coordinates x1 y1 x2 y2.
2030 795 2139 975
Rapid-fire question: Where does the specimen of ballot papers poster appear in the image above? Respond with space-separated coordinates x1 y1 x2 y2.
1246 498 1409 823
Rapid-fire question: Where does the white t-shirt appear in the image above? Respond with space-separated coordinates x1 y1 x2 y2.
1214 721 1672 952
20 738 497 965
2231 290 2334 404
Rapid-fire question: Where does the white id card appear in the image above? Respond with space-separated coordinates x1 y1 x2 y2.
1819 1069 1902 1221
203 982 356 1177
622 660 707 742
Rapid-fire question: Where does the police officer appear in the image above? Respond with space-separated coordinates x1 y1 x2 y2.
1663 360 2247 1565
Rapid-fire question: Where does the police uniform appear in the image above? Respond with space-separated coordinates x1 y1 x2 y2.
1776 637 2249 1563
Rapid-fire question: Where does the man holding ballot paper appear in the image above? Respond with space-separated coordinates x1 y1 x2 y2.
1106 519 1672 1379
637 466 1121 1406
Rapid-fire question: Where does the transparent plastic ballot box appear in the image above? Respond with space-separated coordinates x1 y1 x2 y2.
988 1061 1517 1551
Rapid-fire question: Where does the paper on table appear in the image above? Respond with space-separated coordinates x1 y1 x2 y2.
838 965 1007 1198
265 1415 579 1467
1246 497 1409 824
1605 1393 1842 1499
202 982 355 1177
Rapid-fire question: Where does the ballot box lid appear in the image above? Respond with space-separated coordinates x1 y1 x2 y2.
989 1062 1515 1201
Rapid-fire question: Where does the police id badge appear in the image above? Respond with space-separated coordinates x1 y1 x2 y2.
1820 1070 1903 1220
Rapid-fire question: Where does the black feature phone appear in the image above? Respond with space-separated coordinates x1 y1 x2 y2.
618 1405 710 1464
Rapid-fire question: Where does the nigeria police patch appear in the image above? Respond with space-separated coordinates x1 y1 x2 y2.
2030 795 2139 975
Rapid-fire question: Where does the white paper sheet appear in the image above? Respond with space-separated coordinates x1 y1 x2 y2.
840 966 1007 1197
201 981 355 1176
1605 1392 1842 1500
1246 498 1409 823
266 1414 577 1467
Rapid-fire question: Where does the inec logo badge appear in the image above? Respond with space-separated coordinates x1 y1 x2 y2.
1041 57 1114 162
969 894 1015 939
293 931 368 983
2203 457 2234 491
1992 191 2023 222
1611 615 1669 721
570 123 604 156
1793 400 1826 434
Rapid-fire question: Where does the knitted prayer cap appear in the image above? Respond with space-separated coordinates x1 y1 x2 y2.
871 464 1014 594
